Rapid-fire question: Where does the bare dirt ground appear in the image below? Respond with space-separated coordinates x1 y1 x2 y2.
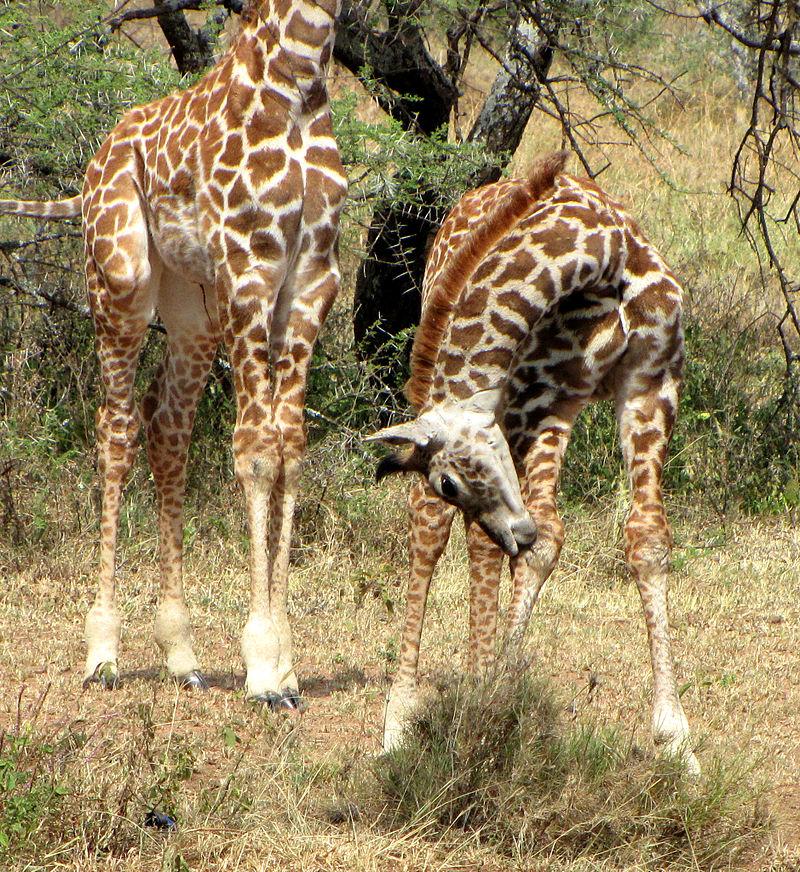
1 497 798 870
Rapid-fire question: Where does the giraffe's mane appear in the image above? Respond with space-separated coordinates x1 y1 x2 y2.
405 150 570 411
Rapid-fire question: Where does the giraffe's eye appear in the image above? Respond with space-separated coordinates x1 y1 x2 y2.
440 475 459 500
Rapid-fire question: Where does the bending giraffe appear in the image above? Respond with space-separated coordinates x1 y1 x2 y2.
369 151 699 774
0 0 347 708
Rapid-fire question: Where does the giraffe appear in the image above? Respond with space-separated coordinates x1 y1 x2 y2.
0 0 347 708
368 151 700 774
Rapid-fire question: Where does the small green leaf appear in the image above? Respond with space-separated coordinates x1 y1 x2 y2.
222 726 238 749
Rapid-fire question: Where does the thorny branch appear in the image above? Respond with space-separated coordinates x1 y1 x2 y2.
106 0 243 31
0 275 166 334
707 0 800 398
0 233 81 254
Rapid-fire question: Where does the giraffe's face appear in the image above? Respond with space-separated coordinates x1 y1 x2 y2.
367 401 537 557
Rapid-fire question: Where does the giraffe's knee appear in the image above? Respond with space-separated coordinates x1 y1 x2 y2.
529 514 565 577
233 423 282 493
624 521 671 578
95 405 140 480
277 425 307 479
143 404 191 455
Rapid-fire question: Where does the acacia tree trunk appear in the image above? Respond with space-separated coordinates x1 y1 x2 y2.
154 0 215 74
109 0 242 75
468 14 555 184
337 0 457 378
350 192 442 385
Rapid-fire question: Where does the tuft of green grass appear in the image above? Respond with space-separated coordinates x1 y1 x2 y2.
0 731 71 855
374 667 771 868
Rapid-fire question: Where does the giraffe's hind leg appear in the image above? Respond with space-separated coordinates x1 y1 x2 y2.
142 273 219 688
383 478 456 751
615 362 699 775
84 317 148 688
83 215 155 688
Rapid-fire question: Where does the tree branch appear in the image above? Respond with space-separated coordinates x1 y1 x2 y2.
697 2 800 55
335 0 457 134
107 0 242 31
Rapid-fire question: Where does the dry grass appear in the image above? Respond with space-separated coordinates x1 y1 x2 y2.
1 494 799 869
375 667 770 868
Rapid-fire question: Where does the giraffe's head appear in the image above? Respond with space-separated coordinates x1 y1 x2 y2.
367 392 537 556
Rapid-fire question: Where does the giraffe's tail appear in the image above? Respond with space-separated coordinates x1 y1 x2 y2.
0 195 82 219
526 150 570 200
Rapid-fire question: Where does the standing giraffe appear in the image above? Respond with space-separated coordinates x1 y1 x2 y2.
369 151 699 774
0 0 347 708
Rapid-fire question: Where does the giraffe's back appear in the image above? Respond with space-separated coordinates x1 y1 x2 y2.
414 158 684 456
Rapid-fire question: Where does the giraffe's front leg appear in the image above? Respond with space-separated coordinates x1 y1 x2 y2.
465 521 504 675
219 264 288 706
384 479 456 751
502 406 578 653
258 436 303 711
236 416 287 706
504 508 564 652
257 239 346 711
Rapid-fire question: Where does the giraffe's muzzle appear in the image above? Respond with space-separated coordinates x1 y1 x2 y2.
512 515 538 550
480 512 537 557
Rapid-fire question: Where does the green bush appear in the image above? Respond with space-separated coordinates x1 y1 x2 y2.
0 732 71 855
0 1 183 192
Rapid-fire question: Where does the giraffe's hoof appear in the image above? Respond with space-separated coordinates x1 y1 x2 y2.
82 661 119 691
177 670 208 691
248 689 305 714
279 688 306 713
248 691 283 710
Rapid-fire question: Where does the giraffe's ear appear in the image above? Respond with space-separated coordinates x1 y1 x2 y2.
364 420 432 450
374 451 411 482
365 420 433 482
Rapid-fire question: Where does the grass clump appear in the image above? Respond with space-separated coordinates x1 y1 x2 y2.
375 668 770 868
0 729 71 854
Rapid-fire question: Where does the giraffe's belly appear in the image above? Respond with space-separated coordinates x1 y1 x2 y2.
503 303 629 455
149 196 214 286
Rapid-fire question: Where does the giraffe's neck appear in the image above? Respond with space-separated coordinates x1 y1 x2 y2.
234 0 339 100
426 253 551 411
427 308 522 411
